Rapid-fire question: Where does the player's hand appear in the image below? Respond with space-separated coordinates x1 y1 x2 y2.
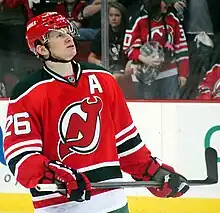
43 160 91 202
143 157 189 198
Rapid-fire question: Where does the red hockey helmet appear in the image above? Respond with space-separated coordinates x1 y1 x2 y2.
26 12 78 54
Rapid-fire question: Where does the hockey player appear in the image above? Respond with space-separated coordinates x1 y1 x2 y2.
3 12 189 213
197 64 220 100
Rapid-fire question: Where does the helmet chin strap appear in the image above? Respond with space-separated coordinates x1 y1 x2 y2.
45 54 74 63
44 45 75 63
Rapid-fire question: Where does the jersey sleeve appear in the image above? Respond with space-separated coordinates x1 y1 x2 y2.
123 15 144 61
110 78 152 178
3 85 48 189
172 15 189 78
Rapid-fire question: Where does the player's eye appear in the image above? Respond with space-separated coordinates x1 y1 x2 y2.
56 33 63 38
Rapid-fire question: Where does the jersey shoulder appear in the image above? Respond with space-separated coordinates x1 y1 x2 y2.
79 62 118 92
80 62 108 72
80 62 114 77
10 68 52 100
166 12 180 24
80 62 117 79
128 9 148 29
206 64 220 75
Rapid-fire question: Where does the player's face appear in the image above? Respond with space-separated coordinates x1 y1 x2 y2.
161 1 170 13
109 7 122 28
47 27 77 61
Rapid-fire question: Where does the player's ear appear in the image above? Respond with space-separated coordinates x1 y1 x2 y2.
36 45 50 59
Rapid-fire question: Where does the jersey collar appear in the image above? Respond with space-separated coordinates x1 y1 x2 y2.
43 61 82 87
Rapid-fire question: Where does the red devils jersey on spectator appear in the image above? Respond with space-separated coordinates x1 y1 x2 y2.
123 11 189 78
3 0 87 21
55 1 87 22
3 0 33 18
4 62 151 212
197 64 220 100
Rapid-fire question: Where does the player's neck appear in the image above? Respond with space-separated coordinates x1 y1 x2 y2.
45 61 74 77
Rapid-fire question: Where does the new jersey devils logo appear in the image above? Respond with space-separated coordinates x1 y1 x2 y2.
150 25 174 45
58 96 103 161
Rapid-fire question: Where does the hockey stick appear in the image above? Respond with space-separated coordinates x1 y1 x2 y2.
36 147 218 192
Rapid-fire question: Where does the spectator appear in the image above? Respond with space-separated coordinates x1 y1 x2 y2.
180 0 220 99
0 3 27 52
170 0 187 23
123 0 189 99
1 0 87 26
88 2 127 75
0 0 55 19
118 0 142 18
197 64 220 100
79 0 118 40
77 0 103 40
54 0 87 28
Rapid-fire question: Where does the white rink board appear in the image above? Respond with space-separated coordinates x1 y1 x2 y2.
0 100 220 198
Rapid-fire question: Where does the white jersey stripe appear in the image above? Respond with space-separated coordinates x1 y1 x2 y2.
9 79 54 103
4 139 42 157
176 56 189 62
118 142 145 158
116 130 138 147
115 123 135 140
175 48 188 54
6 147 42 163
77 161 120 173
82 69 113 76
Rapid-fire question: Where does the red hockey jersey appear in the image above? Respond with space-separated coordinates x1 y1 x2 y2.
55 1 87 23
123 11 189 79
3 0 87 21
4 62 152 212
197 64 220 100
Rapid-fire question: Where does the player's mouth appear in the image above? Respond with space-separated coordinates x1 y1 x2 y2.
67 45 75 49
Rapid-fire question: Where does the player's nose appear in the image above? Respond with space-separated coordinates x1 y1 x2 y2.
65 34 73 43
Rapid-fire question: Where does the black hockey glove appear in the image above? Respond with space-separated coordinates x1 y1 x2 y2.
141 157 189 197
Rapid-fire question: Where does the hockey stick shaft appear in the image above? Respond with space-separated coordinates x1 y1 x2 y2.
35 147 218 191
36 179 208 192
36 181 161 192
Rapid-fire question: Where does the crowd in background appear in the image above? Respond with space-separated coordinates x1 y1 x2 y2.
0 0 220 100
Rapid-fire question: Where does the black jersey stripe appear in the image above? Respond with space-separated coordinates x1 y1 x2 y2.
117 133 142 155
31 165 122 197
8 151 41 175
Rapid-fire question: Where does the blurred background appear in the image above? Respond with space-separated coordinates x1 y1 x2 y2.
0 0 220 100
